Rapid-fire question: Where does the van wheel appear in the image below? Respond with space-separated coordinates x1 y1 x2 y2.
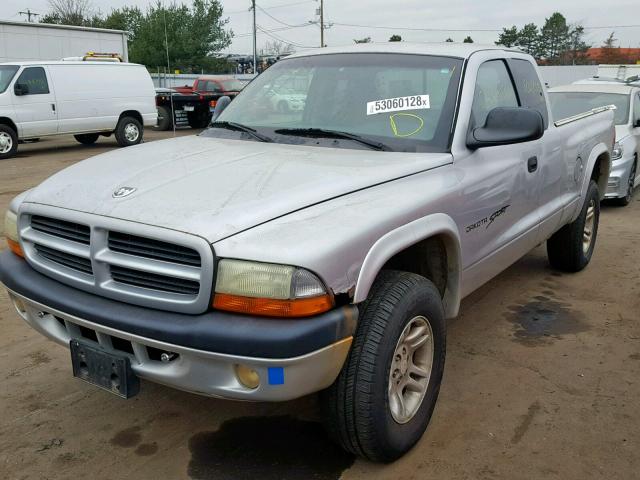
0 125 18 160
156 106 172 131
547 180 600 272
115 116 143 147
321 270 446 462
74 133 99 145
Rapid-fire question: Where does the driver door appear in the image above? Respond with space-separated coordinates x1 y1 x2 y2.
12 66 58 138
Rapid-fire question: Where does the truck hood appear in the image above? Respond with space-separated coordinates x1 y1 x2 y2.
24 135 451 243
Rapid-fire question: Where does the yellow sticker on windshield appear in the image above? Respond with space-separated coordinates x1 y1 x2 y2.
389 113 424 137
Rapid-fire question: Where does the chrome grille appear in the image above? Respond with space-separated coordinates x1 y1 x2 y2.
34 244 93 275
110 265 200 295
108 231 201 267
19 208 214 314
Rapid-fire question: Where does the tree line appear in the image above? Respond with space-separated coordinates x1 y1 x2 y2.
41 0 233 72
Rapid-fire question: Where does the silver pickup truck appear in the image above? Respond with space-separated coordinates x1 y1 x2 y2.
1 44 614 462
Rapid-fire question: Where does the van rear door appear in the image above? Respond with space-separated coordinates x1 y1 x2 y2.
11 66 58 138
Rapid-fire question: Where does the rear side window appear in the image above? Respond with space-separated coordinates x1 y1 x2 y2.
16 67 49 95
508 59 548 128
635 93 640 125
471 60 518 127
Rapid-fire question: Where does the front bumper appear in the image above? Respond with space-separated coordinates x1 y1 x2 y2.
605 155 635 199
0 251 357 401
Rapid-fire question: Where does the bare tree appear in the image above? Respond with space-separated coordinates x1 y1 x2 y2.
42 0 96 26
261 40 295 57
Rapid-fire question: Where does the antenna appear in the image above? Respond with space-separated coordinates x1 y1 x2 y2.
162 4 176 137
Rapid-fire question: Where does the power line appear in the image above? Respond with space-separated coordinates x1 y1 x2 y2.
227 0 314 15
256 25 317 49
256 4 309 28
235 23 313 38
329 21 640 33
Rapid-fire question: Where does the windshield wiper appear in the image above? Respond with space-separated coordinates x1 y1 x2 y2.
210 121 273 143
275 128 391 151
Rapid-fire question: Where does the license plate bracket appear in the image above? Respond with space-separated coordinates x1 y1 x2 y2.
70 339 139 398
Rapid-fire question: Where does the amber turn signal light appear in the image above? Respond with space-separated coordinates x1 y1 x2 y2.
7 238 24 258
213 293 333 318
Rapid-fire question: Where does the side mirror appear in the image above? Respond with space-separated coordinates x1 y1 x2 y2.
211 96 231 122
467 107 544 150
14 83 29 96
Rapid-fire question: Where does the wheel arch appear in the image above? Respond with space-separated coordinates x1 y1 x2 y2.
118 110 143 125
585 144 611 201
0 117 18 135
353 213 462 319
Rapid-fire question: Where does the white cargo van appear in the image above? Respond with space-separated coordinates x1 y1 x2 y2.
0 61 157 159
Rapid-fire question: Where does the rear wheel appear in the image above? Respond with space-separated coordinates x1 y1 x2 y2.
547 179 600 272
115 116 143 147
187 111 211 129
322 270 446 462
0 124 18 160
156 106 172 131
74 133 99 145
613 159 636 207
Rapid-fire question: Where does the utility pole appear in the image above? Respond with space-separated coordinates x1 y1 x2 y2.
251 0 257 74
320 0 324 48
19 8 40 22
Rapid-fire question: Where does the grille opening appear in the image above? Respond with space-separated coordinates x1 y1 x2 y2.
78 325 98 343
35 244 93 275
110 265 200 295
111 336 135 355
146 346 179 362
31 216 90 245
54 315 66 328
108 231 201 267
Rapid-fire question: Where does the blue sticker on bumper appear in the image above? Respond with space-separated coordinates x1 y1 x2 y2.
268 367 284 385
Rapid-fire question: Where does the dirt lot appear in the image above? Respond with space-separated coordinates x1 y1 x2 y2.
1 132 639 480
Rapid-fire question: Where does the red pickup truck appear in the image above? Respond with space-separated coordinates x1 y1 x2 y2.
174 76 247 96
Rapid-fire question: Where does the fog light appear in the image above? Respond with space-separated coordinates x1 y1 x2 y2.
235 364 260 389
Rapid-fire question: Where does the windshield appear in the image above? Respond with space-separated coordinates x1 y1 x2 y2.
549 92 630 125
206 53 463 152
220 79 246 91
0 65 19 93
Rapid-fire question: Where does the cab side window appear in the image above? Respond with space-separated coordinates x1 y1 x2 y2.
16 67 49 95
508 59 549 128
634 92 640 126
471 60 518 127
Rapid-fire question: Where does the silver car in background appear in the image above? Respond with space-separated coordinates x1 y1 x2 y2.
549 83 640 205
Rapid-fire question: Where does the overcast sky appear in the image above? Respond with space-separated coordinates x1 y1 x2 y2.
2 0 639 54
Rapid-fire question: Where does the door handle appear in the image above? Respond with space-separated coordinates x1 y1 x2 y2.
51 103 56 112
527 156 538 173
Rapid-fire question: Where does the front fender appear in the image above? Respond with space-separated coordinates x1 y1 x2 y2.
353 213 462 319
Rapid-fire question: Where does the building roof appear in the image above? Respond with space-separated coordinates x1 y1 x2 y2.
287 42 521 60
0 20 126 35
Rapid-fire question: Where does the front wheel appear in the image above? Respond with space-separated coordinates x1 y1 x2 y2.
0 124 18 160
613 160 637 207
114 116 143 147
322 270 446 462
547 179 600 272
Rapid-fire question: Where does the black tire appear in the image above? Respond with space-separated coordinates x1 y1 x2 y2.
74 133 99 145
612 159 636 207
321 270 446 462
156 106 172 131
547 179 600 272
0 124 18 160
187 111 211 129
114 116 143 147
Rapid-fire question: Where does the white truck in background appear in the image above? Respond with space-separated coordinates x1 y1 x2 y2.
0 61 157 159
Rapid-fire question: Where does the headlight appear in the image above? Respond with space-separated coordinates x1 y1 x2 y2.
612 142 623 160
213 259 333 317
4 210 23 257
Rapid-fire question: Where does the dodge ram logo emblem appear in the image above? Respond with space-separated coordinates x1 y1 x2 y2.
113 186 136 198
